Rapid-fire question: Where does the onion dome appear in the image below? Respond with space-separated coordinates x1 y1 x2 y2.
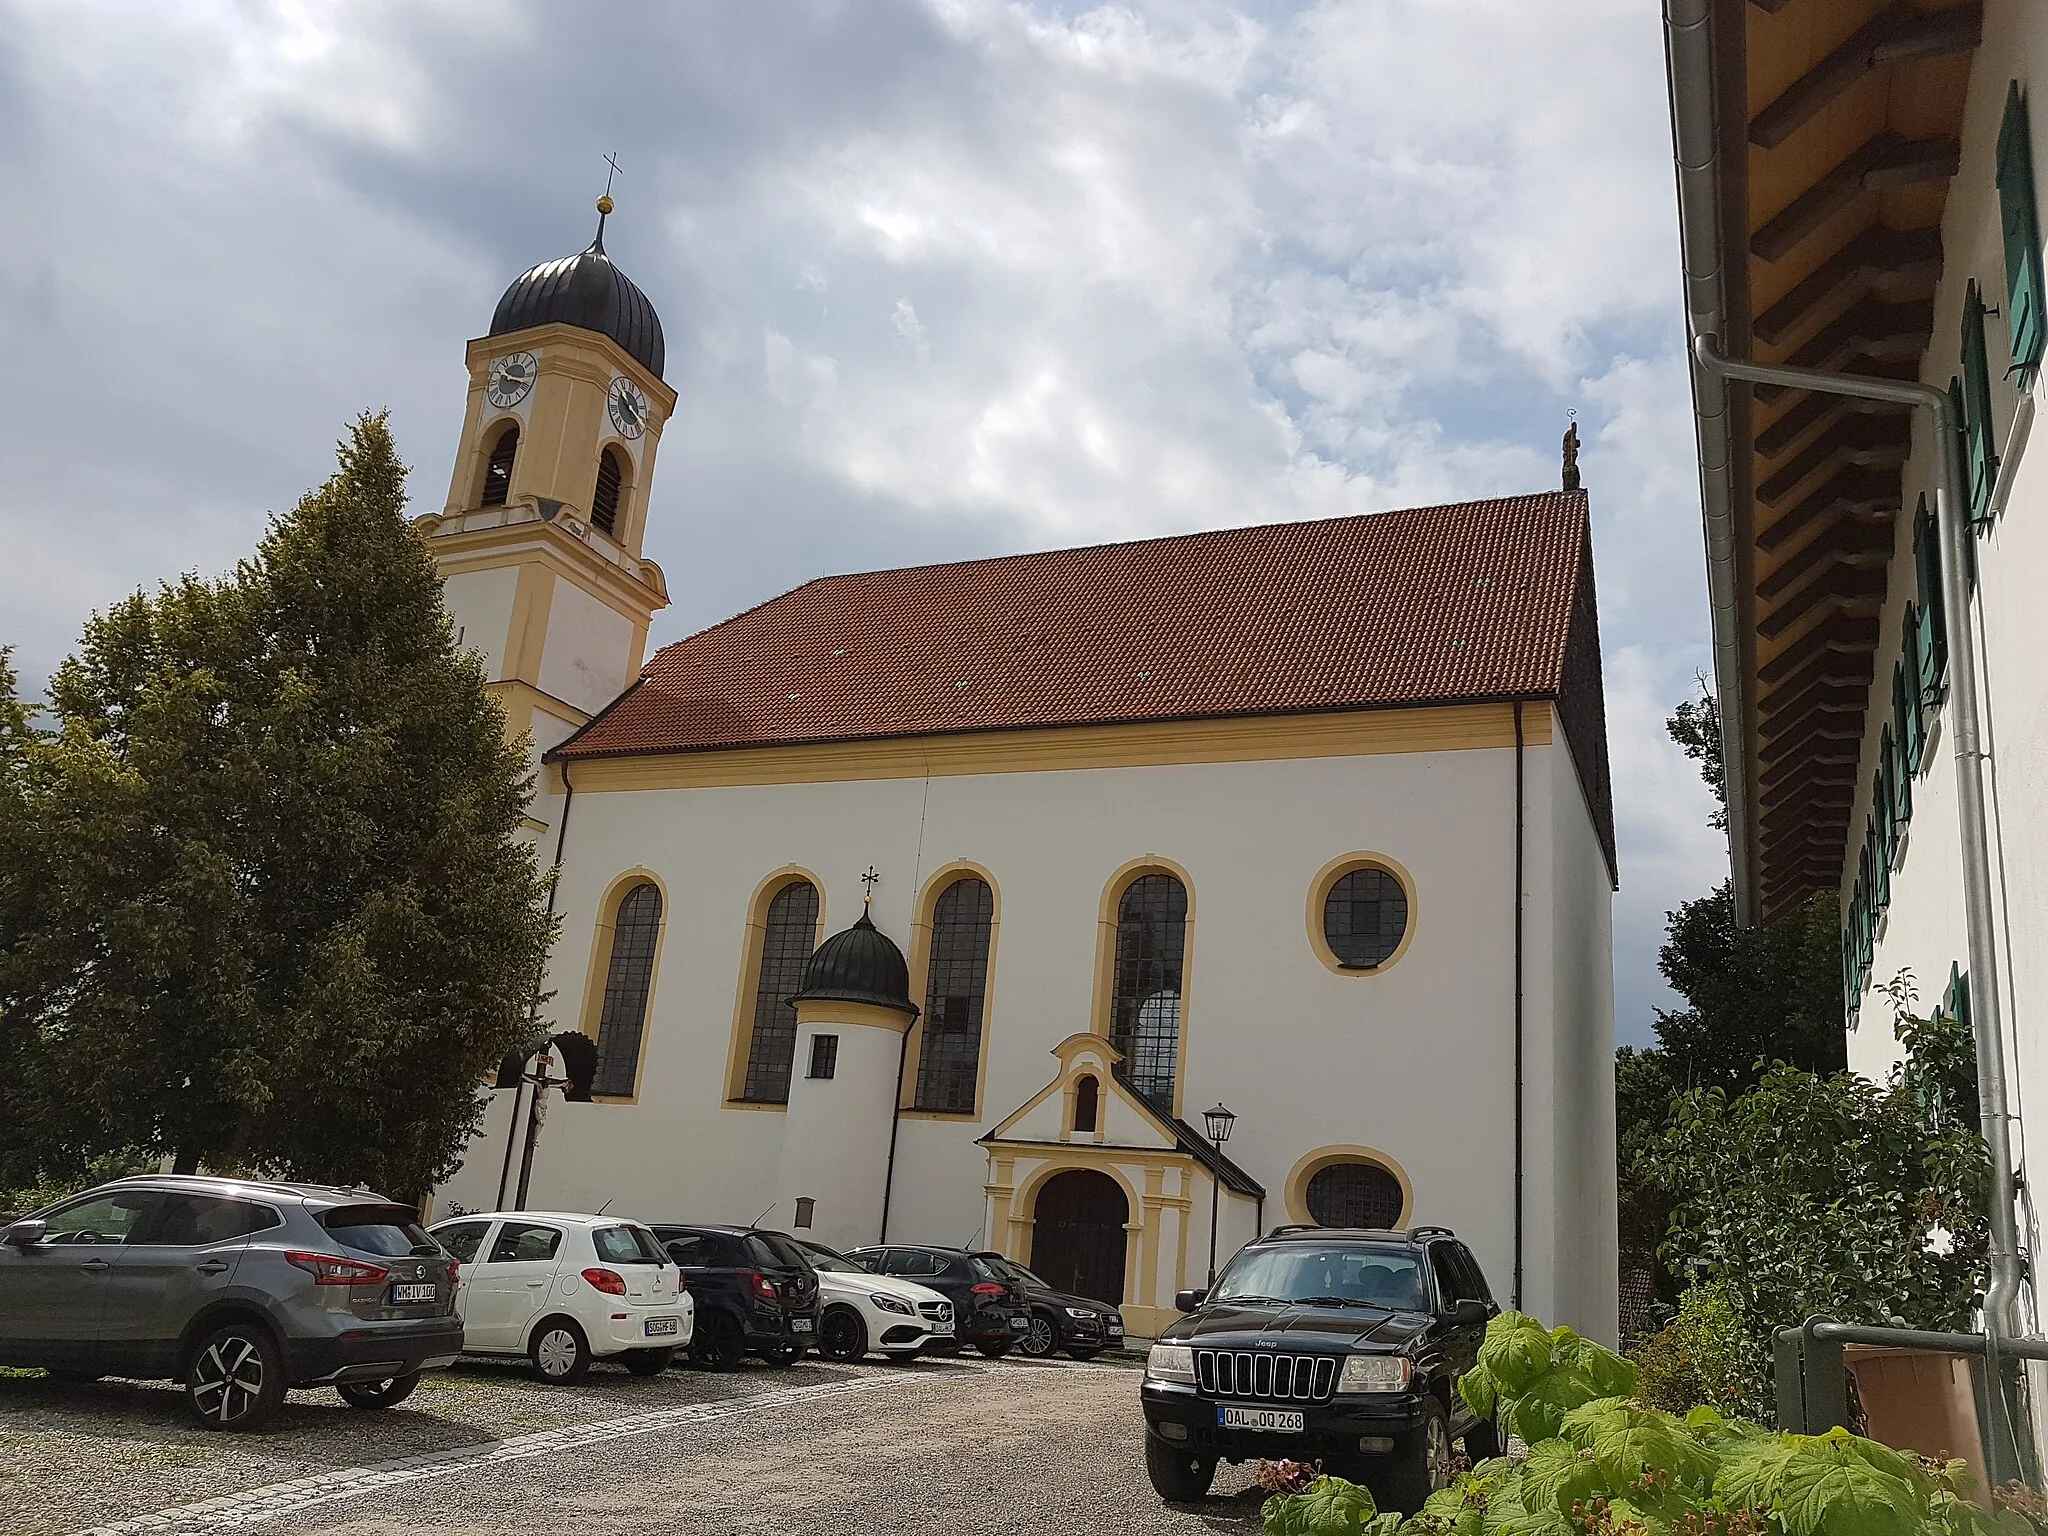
489 196 664 379
790 909 919 1017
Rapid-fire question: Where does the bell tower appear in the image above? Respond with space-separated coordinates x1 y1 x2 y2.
416 195 673 838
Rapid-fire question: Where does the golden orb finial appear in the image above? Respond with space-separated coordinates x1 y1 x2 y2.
596 193 615 216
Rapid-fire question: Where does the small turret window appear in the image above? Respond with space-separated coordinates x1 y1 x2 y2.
1073 1074 1099 1133
591 447 624 536
481 424 519 508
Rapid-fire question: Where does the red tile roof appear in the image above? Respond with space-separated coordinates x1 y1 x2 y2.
559 491 1600 761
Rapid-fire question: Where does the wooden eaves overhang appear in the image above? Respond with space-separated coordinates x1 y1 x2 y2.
1700 0 1980 920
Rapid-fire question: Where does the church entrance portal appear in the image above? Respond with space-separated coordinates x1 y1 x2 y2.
1028 1169 1128 1305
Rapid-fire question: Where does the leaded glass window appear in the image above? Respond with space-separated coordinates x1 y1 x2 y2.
591 883 661 1096
913 877 994 1112
1323 867 1409 968
1305 1161 1404 1229
741 880 820 1103
1109 872 1186 1111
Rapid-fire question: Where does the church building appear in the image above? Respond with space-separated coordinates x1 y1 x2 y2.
422 202 1623 1343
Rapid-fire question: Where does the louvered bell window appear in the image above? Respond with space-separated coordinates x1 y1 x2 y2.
481 425 518 508
591 447 624 537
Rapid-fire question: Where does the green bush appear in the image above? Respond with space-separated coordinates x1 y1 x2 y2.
1261 1313 2023 1536
1631 1283 1767 1422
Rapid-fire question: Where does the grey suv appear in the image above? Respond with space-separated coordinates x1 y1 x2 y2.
0 1174 462 1430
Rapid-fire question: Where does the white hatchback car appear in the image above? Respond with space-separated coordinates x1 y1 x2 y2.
427 1212 691 1383
793 1238 955 1361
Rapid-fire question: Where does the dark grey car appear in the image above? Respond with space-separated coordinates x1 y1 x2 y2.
0 1174 463 1430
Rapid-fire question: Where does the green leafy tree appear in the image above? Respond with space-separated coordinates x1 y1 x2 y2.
0 415 553 1197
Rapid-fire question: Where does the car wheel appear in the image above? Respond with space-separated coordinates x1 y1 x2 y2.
185 1321 286 1431
528 1318 592 1385
337 1371 421 1410
689 1311 745 1372
1065 1347 1103 1362
1145 1436 1217 1501
1377 1396 1455 1515
974 1341 1011 1359
1463 1412 1505 1462
621 1348 675 1376
818 1306 869 1363
1018 1312 1059 1358
761 1341 806 1366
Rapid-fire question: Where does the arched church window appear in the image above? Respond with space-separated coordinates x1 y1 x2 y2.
913 876 994 1112
741 879 820 1103
590 447 625 537
1072 1074 1099 1134
1108 871 1187 1112
591 882 662 1097
480 423 519 508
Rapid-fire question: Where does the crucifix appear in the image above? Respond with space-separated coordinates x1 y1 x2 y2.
602 151 624 198
861 865 881 905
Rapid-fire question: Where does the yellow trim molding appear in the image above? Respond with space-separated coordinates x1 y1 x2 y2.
793 998 916 1033
1305 851 1420 977
721 867 828 1108
549 703 1553 794
899 861 1003 1117
577 868 671 1105
1282 1144 1415 1229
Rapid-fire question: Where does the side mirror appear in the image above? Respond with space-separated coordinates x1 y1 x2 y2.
3 1219 46 1249
1449 1299 1490 1327
1174 1287 1207 1312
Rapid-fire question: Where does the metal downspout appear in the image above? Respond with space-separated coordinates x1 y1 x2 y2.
1664 0 1754 924
1663 0 2020 1339
1690 334 2022 1341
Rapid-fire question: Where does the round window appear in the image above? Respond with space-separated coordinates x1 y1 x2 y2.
1305 1161 1404 1229
1322 866 1409 969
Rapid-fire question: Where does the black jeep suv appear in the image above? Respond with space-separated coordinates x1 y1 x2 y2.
1140 1225 1499 1513
649 1225 819 1370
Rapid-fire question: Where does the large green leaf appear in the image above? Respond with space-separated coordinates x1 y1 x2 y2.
1555 1334 1639 1399
1263 1476 1381 1536
1558 1397 1633 1451
1460 1367 1498 1423
1481 1312 1558 1394
1509 1365 1604 1443
1717 1435 1923 1536
1519 1438 1609 1518
1583 1406 1718 1491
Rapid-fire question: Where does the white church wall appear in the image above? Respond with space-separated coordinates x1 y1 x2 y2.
451 709 1615 1330
539 582 636 719
442 565 519 679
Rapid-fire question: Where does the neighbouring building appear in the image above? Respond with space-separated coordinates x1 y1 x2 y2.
418 199 1622 1342
1660 0 2048 1364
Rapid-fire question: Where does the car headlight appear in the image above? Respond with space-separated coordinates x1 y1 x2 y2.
1147 1343 1196 1383
1064 1306 1099 1319
870 1293 913 1315
1337 1354 1412 1394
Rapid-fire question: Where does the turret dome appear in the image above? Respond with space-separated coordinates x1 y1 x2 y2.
489 205 664 379
790 909 919 1017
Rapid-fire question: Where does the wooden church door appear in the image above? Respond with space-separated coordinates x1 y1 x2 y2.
1029 1169 1129 1305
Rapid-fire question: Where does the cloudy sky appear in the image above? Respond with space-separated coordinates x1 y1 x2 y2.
0 0 1726 1044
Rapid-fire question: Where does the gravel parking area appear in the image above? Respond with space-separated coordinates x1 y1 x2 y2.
2 1354 1273 1535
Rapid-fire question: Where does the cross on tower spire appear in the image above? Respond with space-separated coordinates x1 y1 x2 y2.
860 866 881 906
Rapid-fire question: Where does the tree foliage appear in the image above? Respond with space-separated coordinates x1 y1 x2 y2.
0 414 554 1197
1667 674 1728 832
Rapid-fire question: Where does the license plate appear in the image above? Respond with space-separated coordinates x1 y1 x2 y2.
1221 1405 1305 1433
791 1317 813 1333
644 1315 679 1337
1108 1323 1125 1335
1009 1316 1029 1330
389 1282 435 1304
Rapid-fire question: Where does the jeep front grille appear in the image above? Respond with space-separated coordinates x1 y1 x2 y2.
1196 1349 1338 1403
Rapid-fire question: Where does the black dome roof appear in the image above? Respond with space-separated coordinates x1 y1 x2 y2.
790 910 918 1017
489 213 664 379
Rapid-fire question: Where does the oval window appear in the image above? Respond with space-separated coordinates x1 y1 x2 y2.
1323 866 1409 969
1305 1161 1404 1229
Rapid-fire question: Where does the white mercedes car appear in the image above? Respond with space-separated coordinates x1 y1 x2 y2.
427 1211 691 1382
792 1238 955 1361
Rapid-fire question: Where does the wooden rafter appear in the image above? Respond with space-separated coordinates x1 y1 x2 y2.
1748 4 1983 150
1756 516 1894 600
1754 298 1933 403
1757 615 1880 683
1759 467 1899 552
1753 133 1962 262
1755 386 1913 458
1756 417 1910 506
1754 224 1942 346
1763 650 1874 705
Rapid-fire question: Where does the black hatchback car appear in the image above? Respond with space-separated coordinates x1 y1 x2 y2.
844 1244 1032 1357
1140 1224 1498 1513
649 1224 819 1370
973 1253 1125 1360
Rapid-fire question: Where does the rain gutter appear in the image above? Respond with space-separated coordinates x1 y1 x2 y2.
1664 0 2022 1340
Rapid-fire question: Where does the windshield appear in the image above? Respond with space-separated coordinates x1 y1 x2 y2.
796 1242 863 1274
1210 1244 1429 1311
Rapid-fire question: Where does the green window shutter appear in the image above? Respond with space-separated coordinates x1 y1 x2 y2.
1869 819 1889 912
1879 725 1906 838
1899 615 1927 772
1891 661 1921 794
1999 81 2045 379
1961 288 2002 525
1914 500 1948 704
1843 926 1860 1021
1947 962 1972 1035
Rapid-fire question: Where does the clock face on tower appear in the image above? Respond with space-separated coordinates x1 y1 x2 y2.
486 352 537 409
607 376 651 440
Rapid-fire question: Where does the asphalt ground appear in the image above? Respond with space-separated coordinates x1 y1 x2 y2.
2 1354 1275 1535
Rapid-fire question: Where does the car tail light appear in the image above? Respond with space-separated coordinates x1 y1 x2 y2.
970 1282 1005 1297
582 1267 628 1296
286 1251 390 1286
447 1259 461 1285
746 1271 777 1301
